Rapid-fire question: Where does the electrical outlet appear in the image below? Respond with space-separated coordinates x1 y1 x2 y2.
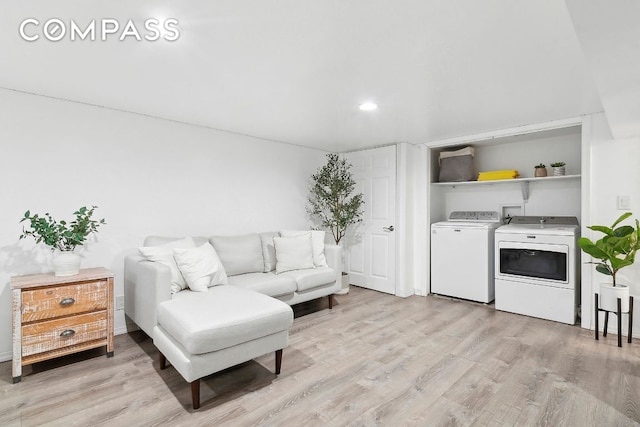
617 195 630 210
116 295 124 310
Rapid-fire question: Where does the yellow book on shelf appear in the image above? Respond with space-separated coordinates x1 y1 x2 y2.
477 170 519 181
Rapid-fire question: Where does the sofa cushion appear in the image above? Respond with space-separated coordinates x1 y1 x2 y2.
273 233 315 274
280 266 336 292
259 232 279 272
281 230 328 267
157 285 293 355
173 243 228 292
139 237 196 293
209 234 263 276
227 272 296 297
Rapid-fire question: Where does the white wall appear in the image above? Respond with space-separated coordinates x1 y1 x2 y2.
410 145 429 296
565 1 640 338
397 143 428 298
587 123 640 337
0 89 326 361
473 129 582 179
439 179 581 220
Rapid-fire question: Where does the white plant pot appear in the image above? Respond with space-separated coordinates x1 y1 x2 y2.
552 166 566 176
53 251 81 277
598 283 630 313
335 272 350 295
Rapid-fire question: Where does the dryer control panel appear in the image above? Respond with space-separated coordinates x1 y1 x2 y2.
448 211 500 222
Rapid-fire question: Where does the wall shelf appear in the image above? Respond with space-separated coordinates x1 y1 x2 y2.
431 174 581 201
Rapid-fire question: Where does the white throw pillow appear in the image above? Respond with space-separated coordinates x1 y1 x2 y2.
173 243 229 292
208 234 264 276
260 231 279 272
273 233 315 274
280 229 328 267
139 237 196 293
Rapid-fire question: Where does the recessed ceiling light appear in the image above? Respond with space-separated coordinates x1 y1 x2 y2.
359 102 378 111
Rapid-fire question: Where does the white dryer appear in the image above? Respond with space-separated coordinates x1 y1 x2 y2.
431 211 501 303
494 216 580 324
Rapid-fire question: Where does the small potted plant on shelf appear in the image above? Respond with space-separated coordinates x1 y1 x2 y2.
19 206 106 276
550 161 566 176
308 153 364 294
534 163 547 177
578 212 639 313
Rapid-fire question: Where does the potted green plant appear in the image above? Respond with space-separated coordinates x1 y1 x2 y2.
578 212 639 312
20 206 106 276
534 163 547 177
307 153 364 294
550 161 566 176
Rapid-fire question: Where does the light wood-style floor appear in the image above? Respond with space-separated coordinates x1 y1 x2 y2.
1 286 639 426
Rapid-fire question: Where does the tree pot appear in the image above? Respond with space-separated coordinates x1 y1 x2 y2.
53 251 81 276
598 283 630 313
335 272 350 295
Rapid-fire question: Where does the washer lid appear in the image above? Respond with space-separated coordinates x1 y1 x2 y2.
432 221 501 229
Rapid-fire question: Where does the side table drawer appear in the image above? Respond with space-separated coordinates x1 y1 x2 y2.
21 281 107 322
22 311 107 357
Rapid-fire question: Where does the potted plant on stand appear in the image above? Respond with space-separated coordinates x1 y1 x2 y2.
307 153 364 294
578 212 639 315
19 206 106 276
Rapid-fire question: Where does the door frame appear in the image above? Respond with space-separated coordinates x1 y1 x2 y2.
341 142 432 299
340 144 406 296
395 143 416 297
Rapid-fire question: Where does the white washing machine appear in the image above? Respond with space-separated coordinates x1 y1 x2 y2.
431 211 501 303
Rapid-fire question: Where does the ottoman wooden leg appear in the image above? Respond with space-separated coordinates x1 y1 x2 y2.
191 379 200 410
328 294 333 309
275 349 283 375
159 352 167 370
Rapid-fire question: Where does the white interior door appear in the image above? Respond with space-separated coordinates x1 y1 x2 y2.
345 145 396 294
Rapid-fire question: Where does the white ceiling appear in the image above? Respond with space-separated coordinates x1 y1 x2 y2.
1 1 605 152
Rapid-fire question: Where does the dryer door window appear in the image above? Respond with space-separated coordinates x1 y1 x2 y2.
498 242 568 283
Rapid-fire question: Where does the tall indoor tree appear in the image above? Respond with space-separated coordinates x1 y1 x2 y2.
307 153 364 245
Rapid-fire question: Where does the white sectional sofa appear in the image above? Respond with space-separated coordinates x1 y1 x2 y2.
124 232 342 339
124 231 342 408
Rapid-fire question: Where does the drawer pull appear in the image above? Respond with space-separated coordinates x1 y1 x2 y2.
60 329 76 338
59 297 76 306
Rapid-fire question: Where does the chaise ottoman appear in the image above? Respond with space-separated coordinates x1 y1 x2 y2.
153 285 294 409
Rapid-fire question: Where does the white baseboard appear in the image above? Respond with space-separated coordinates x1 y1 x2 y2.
114 326 129 336
395 289 414 298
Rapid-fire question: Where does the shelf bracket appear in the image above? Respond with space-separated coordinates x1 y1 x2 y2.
521 181 530 202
